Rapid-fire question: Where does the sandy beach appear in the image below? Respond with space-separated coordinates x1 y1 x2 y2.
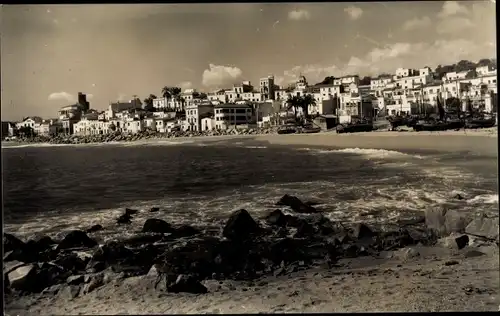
6 242 499 314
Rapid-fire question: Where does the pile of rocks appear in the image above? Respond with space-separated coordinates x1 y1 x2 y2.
8 194 495 299
15 127 280 145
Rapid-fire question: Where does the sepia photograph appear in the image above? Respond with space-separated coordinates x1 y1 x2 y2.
2 1 499 314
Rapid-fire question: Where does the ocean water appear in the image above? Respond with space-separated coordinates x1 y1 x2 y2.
2 138 498 244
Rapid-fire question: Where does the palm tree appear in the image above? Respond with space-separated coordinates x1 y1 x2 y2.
301 94 316 122
143 94 157 111
286 95 302 124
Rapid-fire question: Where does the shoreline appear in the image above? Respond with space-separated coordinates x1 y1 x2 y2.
4 128 498 156
4 201 499 314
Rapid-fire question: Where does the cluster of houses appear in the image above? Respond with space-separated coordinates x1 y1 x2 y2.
2 63 498 138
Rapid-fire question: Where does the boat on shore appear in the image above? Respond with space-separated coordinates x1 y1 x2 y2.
413 119 464 131
277 124 298 135
297 123 321 134
336 122 374 134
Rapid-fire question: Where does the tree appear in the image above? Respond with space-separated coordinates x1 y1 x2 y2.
199 92 208 100
316 76 335 86
18 126 36 138
143 94 157 111
286 95 316 125
161 86 182 110
359 76 371 86
455 60 476 72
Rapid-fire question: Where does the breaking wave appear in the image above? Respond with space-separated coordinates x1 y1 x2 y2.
299 147 424 160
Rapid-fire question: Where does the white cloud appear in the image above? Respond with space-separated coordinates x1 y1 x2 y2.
288 9 311 21
179 81 193 90
438 1 469 18
437 16 474 34
344 5 363 20
276 39 495 81
202 64 243 88
48 92 76 103
403 16 432 31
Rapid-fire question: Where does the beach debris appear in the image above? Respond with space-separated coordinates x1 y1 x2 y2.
56 230 98 250
116 214 132 224
85 224 103 233
142 218 173 234
149 207 160 212
444 260 460 266
276 194 319 213
223 209 259 241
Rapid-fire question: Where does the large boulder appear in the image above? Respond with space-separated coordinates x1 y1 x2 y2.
351 223 377 240
222 209 259 241
142 219 173 234
465 215 499 241
3 233 25 253
6 263 39 292
167 274 207 294
276 194 318 214
425 208 448 236
117 214 132 224
437 234 469 250
57 230 98 250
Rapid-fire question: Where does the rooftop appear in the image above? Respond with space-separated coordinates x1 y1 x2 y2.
214 103 252 109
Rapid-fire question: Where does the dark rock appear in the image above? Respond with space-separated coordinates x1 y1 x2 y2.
283 215 305 228
150 207 160 213
67 275 84 285
57 230 98 250
26 236 56 253
276 194 318 213
3 233 25 253
351 223 376 240
167 274 208 294
142 218 173 234
373 229 416 251
223 209 259 241
117 214 132 224
454 235 470 250
170 225 201 239
293 222 316 238
444 260 459 266
36 262 68 291
41 284 63 295
465 216 499 240
437 234 469 250
53 253 87 273
454 194 465 200
265 209 288 227
89 242 134 265
86 225 104 233
125 208 139 216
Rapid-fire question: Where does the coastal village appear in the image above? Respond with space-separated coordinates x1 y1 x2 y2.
2 59 497 140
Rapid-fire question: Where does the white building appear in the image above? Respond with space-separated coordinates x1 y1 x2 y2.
74 119 111 136
214 103 255 130
476 65 497 76
333 75 359 86
16 117 42 130
442 71 470 82
185 103 214 131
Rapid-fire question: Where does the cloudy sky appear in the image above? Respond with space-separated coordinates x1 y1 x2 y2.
1 1 496 120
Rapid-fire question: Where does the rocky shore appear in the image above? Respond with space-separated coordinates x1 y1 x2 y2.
11 127 280 145
4 194 499 313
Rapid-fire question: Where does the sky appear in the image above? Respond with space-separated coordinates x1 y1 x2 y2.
1 1 496 121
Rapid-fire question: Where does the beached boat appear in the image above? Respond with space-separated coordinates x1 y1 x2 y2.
413 120 464 132
336 122 374 134
277 125 297 134
465 116 496 129
298 124 321 134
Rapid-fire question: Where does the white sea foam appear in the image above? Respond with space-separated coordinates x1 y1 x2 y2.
467 194 499 205
243 146 267 149
328 148 424 159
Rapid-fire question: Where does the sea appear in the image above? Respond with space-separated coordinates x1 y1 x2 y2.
2 137 498 244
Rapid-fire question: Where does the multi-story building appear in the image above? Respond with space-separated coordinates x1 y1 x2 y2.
34 119 60 136
185 103 214 131
442 71 470 82
73 118 111 136
16 116 43 130
333 75 359 86
214 103 255 130
259 75 276 100
476 65 497 76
